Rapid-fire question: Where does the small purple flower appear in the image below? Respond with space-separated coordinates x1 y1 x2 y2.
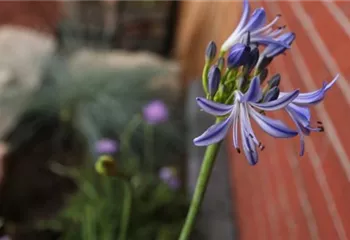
159 167 181 190
95 139 118 154
143 100 169 124
227 43 250 69
0 236 10 240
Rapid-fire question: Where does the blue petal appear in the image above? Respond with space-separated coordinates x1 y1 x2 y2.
251 89 299 111
241 76 262 103
240 111 259 165
251 14 281 35
232 101 240 150
235 0 251 36
249 106 298 138
264 33 296 58
244 8 266 32
240 103 260 146
196 97 233 116
251 36 291 48
287 103 310 124
286 110 307 156
193 115 233 146
280 74 338 105
221 0 250 51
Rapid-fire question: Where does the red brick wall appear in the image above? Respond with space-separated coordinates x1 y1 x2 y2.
0 1 62 34
229 1 350 240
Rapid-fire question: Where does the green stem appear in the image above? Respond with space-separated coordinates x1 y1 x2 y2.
118 180 133 240
178 138 222 240
144 123 154 171
202 63 210 95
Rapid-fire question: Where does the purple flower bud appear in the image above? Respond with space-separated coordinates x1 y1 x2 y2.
208 66 221 96
95 139 118 154
263 86 280 102
143 100 169 125
244 47 260 74
257 56 273 72
205 41 217 62
268 74 281 88
227 43 250 69
259 68 269 83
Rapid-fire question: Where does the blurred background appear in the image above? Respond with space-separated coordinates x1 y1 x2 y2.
0 1 349 240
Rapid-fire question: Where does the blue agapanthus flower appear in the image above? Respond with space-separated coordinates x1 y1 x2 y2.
284 75 338 156
221 0 291 52
196 0 339 165
195 76 299 165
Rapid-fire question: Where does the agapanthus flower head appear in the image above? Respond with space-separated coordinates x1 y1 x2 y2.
196 0 339 165
195 76 299 165
95 138 118 155
143 100 169 125
221 0 290 52
159 166 181 190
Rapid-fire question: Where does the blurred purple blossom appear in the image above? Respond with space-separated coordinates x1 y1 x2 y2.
143 100 169 125
0 236 10 240
159 166 181 190
95 138 118 154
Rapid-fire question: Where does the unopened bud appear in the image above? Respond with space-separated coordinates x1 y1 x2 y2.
257 56 273 72
245 48 260 74
227 43 250 69
205 41 217 62
208 66 221 96
267 74 281 88
259 68 269 83
263 86 280 102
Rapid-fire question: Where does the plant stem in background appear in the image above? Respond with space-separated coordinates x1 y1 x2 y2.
178 138 222 240
144 124 154 171
118 180 133 240
83 206 95 240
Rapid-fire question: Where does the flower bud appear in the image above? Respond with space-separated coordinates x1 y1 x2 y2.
227 43 250 69
205 41 217 62
259 68 269 83
263 86 280 102
208 66 221 96
245 47 260 74
257 56 273 72
267 74 281 88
